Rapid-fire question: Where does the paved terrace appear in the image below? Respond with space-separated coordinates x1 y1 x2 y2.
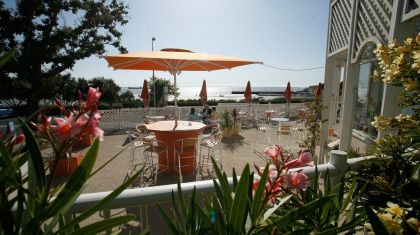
79 121 316 234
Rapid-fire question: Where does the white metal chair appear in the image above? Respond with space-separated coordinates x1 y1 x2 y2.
125 130 145 177
173 138 198 183
136 124 156 140
255 119 271 144
198 131 223 180
277 123 292 151
141 137 168 186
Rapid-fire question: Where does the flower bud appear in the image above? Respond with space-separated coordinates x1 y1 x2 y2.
14 134 25 144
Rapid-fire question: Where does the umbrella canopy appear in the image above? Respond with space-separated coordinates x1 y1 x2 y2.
315 82 323 100
199 80 207 105
140 79 150 108
103 48 262 125
103 48 261 72
284 81 292 103
244 81 252 103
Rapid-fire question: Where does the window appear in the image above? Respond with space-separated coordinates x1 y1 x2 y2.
354 61 384 137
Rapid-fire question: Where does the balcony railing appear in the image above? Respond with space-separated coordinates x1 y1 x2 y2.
99 103 305 131
67 150 376 234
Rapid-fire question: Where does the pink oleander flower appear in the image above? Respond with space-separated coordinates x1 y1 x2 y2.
40 113 52 130
84 112 104 141
252 174 284 203
255 164 278 179
284 151 314 169
264 145 282 162
52 113 83 143
284 171 309 193
85 87 102 111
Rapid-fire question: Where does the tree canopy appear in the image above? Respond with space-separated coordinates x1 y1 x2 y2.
0 0 128 114
89 77 121 107
148 77 177 107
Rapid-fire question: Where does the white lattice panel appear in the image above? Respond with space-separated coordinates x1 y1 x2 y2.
118 108 147 129
98 104 306 131
329 0 352 55
352 0 393 61
99 109 120 130
402 0 420 21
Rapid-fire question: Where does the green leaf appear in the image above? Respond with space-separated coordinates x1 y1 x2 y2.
284 228 313 235
186 187 196 232
0 48 15 67
45 138 99 218
56 169 142 233
158 203 179 234
211 157 232 205
177 181 188 220
250 163 269 223
365 205 390 235
229 164 250 234
171 189 185 230
20 120 45 217
262 194 293 223
68 215 135 235
267 195 336 231
232 168 238 189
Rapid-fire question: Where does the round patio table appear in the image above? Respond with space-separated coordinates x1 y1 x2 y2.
270 117 290 123
145 120 206 175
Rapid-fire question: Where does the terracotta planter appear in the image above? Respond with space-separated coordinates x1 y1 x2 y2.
48 153 82 177
73 135 93 148
222 125 241 138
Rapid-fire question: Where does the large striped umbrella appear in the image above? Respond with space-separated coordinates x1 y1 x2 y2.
103 48 262 126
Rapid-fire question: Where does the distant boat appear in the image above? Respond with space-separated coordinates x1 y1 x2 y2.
128 86 141 89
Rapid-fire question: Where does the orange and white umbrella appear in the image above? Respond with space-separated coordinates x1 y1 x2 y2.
199 80 207 105
103 48 262 125
284 81 292 103
315 82 323 100
139 79 150 108
244 81 252 103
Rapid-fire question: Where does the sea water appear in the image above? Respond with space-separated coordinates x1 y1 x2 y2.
120 86 303 101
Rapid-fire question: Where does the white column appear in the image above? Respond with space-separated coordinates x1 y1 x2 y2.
319 57 337 163
339 63 359 151
328 67 342 128
338 0 360 152
379 84 402 137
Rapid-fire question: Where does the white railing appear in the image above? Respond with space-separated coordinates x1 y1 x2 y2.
99 103 305 131
68 151 376 234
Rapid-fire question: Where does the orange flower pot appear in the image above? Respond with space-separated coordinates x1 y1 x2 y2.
73 135 93 148
48 153 82 177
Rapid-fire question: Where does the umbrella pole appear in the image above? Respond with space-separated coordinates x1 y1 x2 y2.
173 72 178 126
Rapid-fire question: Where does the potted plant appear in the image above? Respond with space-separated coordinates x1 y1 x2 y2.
220 109 241 138
38 87 104 177
353 34 420 234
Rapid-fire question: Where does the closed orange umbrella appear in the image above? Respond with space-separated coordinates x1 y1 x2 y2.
244 81 252 103
199 80 207 105
140 79 150 108
315 82 323 100
103 48 262 125
284 81 292 103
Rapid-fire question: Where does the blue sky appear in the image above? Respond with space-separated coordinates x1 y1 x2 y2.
10 0 331 88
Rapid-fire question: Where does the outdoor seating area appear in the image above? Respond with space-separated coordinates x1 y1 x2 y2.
2 1 419 234
88 104 309 193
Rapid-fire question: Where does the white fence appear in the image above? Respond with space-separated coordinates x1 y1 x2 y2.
68 151 375 234
99 103 305 131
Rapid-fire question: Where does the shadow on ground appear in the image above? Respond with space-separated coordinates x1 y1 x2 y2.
221 134 245 152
